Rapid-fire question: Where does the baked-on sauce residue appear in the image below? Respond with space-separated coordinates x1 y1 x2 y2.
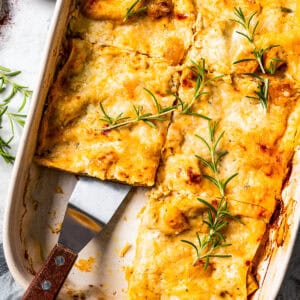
74 256 96 272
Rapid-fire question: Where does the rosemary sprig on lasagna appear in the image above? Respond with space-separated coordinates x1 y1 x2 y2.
0 66 31 163
124 0 147 21
243 73 269 110
231 7 282 109
99 88 178 130
173 59 222 120
190 59 223 101
182 120 239 270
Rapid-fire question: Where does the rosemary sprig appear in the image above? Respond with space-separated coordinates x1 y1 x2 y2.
267 58 284 75
124 0 147 21
0 66 31 163
231 7 281 109
172 93 211 121
187 59 223 112
244 73 269 110
172 59 222 120
99 59 222 130
99 88 178 130
0 66 32 110
182 120 239 269
231 7 279 74
99 103 130 126
195 121 238 197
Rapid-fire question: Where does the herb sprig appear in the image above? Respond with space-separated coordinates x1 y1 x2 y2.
124 0 147 21
182 121 239 269
244 73 269 110
231 7 282 109
99 59 223 130
173 59 222 121
99 88 178 130
231 7 279 74
0 66 31 163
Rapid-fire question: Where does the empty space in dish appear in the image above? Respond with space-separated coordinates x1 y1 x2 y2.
19 164 146 299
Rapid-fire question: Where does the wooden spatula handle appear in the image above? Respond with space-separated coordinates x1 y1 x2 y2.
22 243 77 300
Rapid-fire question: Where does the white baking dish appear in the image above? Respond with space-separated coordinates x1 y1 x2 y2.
3 0 300 298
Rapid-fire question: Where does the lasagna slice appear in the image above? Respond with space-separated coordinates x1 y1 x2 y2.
35 39 179 186
128 49 300 296
192 0 298 75
149 65 299 215
70 0 195 65
128 216 266 299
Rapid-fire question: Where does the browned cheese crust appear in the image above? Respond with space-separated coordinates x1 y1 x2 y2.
36 0 300 298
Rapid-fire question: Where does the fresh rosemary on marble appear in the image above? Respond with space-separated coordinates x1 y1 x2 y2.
0 66 31 163
182 120 239 270
231 7 282 109
124 0 147 21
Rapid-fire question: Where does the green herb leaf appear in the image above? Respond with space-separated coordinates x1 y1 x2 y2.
124 0 147 21
0 66 31 163
99 89 177 131
182 120 240 269
230 7 281 110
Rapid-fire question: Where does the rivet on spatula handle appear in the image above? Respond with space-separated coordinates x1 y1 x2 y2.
22 243 77 300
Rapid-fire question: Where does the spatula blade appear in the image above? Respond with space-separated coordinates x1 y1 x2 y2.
58 176 131 253
22 177 131 300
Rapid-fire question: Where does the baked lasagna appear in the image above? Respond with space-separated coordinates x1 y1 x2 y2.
35 0 300 298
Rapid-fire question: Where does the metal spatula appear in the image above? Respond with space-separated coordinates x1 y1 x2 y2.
22 177 131 300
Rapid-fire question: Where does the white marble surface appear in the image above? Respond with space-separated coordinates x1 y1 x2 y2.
0 0 55 229
0 0 55 298
0 1 300 299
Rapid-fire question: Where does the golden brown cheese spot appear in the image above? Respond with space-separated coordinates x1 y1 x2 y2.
147 0 173 19
82 0 136 20
269 79 296 106
232 50 259 74
263 45 287 72
156 155 203 193
89 151 118 175
163 37 185 65
161 206 190 234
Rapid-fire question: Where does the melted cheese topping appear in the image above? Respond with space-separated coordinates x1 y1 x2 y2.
82 0 138 20
127 0 300 299
36 0 300 298
36 39 178 186
70 0 195 64
128 218 266 299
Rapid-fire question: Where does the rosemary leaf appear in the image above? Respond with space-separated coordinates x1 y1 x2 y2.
99 89 177 131
124 0 147 21
182 120 239 269
0 66 31 164
231 7 281 109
